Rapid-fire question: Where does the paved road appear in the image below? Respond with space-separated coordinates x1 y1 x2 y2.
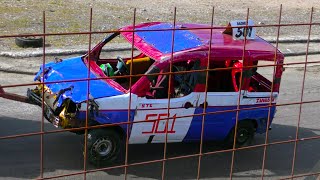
0 55 319 180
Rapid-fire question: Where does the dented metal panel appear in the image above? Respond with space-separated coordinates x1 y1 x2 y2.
34 56 124 107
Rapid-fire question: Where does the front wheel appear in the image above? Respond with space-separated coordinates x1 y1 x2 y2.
87 129 124 166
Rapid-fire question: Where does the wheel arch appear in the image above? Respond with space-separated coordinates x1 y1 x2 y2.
229 118 257 134
89 119 127 141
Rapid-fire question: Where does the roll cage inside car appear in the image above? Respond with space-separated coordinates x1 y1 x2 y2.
83 31 284 99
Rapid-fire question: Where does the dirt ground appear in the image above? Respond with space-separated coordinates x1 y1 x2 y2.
0 0 319 50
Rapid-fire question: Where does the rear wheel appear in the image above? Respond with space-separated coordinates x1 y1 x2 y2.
87 129 124 166
227 120 255 148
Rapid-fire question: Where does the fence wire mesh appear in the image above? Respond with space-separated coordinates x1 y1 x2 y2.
0 5 319 180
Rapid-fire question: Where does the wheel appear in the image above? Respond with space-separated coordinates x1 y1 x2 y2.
87 129 124 166
227 120 255 148
15 36 43 48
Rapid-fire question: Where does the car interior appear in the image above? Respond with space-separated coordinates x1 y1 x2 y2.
92 33 273 99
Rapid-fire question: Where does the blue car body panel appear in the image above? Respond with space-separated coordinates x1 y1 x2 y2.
136 23 204 54
76 110 135 135
183 105 275 142
34 57 123 107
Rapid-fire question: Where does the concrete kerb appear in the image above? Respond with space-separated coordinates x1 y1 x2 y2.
0 36 319 75
263 36 320 43
0 68 35 75
0 43 130 59
0 36 319 59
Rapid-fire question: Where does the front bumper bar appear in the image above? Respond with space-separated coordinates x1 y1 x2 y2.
27 89 60 127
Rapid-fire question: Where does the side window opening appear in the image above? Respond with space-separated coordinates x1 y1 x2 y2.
205 59 274 93
235 72 241 89
206 61 235 92
173 59 202 98
145 60 200 99
248 61 273 92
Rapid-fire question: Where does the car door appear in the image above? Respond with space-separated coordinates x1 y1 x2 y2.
129 93 200 144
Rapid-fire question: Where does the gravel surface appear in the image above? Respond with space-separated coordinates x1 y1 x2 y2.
0 0 319 51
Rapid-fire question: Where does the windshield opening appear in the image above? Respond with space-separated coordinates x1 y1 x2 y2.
87 33 155 91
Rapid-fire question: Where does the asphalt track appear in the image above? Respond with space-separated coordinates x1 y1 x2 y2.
0 54 319 180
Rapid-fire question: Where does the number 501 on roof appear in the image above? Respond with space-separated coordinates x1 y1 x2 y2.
224 19 256 40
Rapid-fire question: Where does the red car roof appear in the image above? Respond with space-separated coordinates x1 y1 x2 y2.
120 22 284 62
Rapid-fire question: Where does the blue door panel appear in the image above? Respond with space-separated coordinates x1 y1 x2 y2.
183 105 276 142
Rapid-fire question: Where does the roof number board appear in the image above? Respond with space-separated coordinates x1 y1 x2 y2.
224 19 256 40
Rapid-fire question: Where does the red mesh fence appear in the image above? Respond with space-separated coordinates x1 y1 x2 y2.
0 5 319 180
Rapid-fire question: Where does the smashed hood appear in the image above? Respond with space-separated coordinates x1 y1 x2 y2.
34 56 123 107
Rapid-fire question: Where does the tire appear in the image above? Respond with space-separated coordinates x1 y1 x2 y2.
227 120 255 148
87 129 124 166
15 36 43 48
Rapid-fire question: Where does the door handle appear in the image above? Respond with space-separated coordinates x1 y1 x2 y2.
184 102 193 109
199 101 208 108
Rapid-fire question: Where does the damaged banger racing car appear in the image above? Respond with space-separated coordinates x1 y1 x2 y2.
0 21 284 165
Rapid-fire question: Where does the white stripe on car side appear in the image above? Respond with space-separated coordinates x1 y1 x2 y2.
80 91 277 144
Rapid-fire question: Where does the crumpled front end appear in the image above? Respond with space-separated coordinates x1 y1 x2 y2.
27 85 85 129
28 56 124 129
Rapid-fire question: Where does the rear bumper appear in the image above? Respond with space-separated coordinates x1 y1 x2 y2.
256 117 273 133
27 89 60 128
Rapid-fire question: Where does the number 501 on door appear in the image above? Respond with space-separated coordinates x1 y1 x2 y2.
142 113 177 134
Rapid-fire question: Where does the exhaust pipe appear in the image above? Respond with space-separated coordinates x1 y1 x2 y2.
0 85 30 104
0 85 4 95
